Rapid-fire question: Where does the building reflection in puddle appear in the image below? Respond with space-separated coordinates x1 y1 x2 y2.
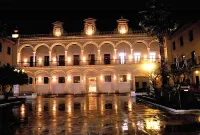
100 94 105 115
32 94 141 134
65 95 73 133
65 95 73 116
20 104 25 120
51 98 57 117
37 96 43 114
128 94 132 112
114 94 119 114
88 94 98 111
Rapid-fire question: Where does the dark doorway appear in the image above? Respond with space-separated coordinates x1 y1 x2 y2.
88 54 95 65
104 54 110 64
73 55 80 65
196 76 199 86
44 56 49 66
30 56 33 67
30 56 36 67
191 51 196 65
59 55 65 66
142 82 147 88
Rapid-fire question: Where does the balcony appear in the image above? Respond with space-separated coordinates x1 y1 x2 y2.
19 30 146 38
17 58 160 67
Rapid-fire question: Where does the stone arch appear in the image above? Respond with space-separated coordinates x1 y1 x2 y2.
99 41 115 49
132 40 149 48
100 68 116 74
83 41 99 49
18 44 34 53
25 71 34 77
34 70 50 76
148 39 159 48
84 69 99 74
34 43 50 51
50 70 66 77
50 43 66 51
66 42 83 50
66 69 82 75
116 40 132 48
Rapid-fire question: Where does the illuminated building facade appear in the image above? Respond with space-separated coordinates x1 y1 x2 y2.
17 18 164 94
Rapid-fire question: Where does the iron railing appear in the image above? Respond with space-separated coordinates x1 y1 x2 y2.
17 58 160 67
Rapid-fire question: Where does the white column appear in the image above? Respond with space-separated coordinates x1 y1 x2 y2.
114 49 117 64
98 49 100 60
130 48 133 56
132 75 136 91
114 49 117 58
49 51 52 65
49 77 52 94
98 49 100 64
65 51 67 65
131 75 136 97
17 52 21 66
32 77 35 92
130 48 133 63
33 51 36 66
81 49 84 58
147 47 150 53
81 49 84 64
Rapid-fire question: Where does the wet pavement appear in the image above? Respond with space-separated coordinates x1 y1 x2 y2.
6 94 200 134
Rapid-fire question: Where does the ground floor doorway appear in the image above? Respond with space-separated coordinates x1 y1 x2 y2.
88 77 97 93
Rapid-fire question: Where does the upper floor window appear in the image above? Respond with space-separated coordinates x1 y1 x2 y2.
134 53 141 63
172 41 176 50
105 75 111 82
180 36 184 46
7 47 11 55
119 53 126 64
149 52 156 62
0 43 2 52
189 30 193 41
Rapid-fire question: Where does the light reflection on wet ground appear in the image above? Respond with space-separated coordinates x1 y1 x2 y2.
10 94 200 135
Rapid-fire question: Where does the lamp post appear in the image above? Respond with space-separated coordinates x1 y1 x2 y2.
12 28 19 67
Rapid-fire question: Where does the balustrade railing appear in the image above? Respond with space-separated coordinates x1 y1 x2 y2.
20 30 146 38
17 58 160 67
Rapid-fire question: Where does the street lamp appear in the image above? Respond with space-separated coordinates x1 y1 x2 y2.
142 63 156 72
12 29 19 39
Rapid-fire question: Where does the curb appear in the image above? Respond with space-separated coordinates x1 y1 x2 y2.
137 97 200 114
0 101 22 107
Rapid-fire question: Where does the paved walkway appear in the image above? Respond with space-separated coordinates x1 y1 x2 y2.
5 94 200 135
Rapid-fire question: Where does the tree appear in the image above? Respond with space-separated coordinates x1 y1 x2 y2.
0 65 28 100
138 0 178 88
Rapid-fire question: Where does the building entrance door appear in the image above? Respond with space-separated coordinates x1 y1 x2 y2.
196 76 199 86
88 77 97 93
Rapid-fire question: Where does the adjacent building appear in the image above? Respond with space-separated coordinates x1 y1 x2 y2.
0 37 16 66
16 18 164 94
167 20 200 85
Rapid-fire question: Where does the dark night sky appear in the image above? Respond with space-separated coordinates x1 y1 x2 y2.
0 0 200 35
